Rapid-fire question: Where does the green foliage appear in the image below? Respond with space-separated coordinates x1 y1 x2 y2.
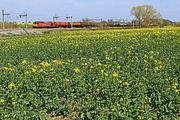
0 28 180 119
0 22 32 29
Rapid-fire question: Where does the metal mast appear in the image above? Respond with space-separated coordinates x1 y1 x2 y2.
19 13 28 28
2 9 10 29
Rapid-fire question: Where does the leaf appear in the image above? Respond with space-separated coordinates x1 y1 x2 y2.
80 113 84 119
86 112 92 119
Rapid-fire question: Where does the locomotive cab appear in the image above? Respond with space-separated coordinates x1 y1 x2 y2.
33 21 56 28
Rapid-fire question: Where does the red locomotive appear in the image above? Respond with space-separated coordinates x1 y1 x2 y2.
33 21 57 28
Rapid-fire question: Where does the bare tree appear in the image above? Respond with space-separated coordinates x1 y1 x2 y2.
131 5 161 27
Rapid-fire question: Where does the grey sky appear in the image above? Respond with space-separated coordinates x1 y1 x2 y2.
0 0 179 22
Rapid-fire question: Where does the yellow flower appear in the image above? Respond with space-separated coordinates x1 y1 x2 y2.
104 72 108 77
172 85 176 89
98 62 102 66
3 67 14 71
155 67 159 71
119 80 123 84
107 65 111 69
31 66 37 72
96 88 100 92
149 56 153 59
40 69 44 72
74 68 80 73
52 60 63 65
40 61 51 67
144 54 148 58
32 68 36 72
150 51 154 54
0 99 5 103
90 66 93 69
89 58 93 62
12 102 16 105
117 66 121 69
124 82 129 86
25 71 30 75
174 89 179 93
21 60 28 65
159 65 163 69
3 67 8 70
8 83 17 90
112 72 118 77
95 80 98 82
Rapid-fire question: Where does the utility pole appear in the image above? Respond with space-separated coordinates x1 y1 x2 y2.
2 9 10 29
53 16 59 22
19 13 28 28
66 16 73 28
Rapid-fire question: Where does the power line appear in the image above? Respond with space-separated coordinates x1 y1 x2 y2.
66 16 73 28
53 16 59 22
2 9 10 29
19 13 28 28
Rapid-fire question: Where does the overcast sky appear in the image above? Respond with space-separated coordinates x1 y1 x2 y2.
0 0 179 22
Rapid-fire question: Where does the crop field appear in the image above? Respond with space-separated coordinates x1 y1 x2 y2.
0 28 180 119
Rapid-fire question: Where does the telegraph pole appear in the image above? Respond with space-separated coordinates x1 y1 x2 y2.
2 9 10 29
66 16 73 28
19 13 28 28
53 16 59 22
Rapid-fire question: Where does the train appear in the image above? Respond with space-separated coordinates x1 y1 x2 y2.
33 21 96 28
32 21 135 28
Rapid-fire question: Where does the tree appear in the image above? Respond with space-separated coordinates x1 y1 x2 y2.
175 22 180 27
160 19 174 26
82 18 91 22
131 5 161 26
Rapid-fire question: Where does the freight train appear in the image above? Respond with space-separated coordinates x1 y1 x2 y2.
33 21 97 28
33 21 133 28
